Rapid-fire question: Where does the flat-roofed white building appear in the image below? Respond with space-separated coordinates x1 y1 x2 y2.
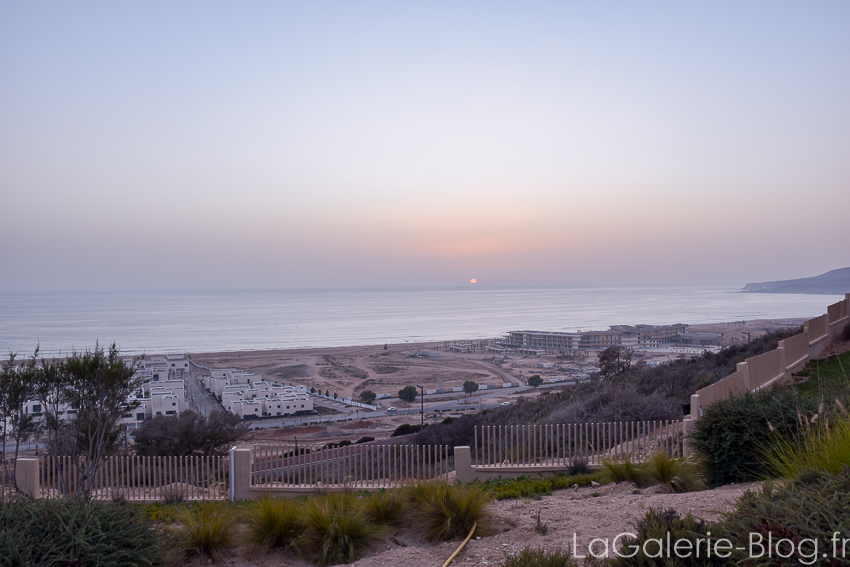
231 400 262 419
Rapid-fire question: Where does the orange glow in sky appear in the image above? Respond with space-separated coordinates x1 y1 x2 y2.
470 278 477 284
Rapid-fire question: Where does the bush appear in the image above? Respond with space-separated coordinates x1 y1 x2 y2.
134 410 248 457
641 452 705 493
606 508 721 566
567 457 590 476
482 473 597 500
722 468 850 565
689 387 816 485
391 423 426 437
245 497 305 552
500 547 579 567
0 498 164 567
413 482 493 541
600 458 646 486
175 501 239 562
364 489 408 526
160 484 187 504
296 492 383 566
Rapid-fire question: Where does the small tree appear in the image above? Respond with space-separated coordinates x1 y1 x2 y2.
134 410 247 457
527 374 544 388
398 385 418 405
598 346 633 378
58 343 144 496
0 350 40 497
359 390 377 404
463 380 479 396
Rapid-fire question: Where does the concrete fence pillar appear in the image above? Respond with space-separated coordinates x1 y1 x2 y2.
454 446 474 483
689 394 700 421
231 447 253 501
777 345 787 381
738 362 750 391
15 458 40 498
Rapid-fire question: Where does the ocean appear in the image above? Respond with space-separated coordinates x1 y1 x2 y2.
0 286 843 357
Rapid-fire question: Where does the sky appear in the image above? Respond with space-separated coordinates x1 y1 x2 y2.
1 1 848 291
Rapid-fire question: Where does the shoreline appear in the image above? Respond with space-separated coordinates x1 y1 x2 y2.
183 317 806 360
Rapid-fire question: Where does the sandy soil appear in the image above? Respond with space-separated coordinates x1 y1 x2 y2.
195 481 759 567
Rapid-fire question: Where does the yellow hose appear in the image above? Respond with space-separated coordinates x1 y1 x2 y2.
442 522 477 567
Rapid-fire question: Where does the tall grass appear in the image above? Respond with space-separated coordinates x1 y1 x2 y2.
641 452 706 493
762 411 850 479
175 502 239 562
296 492 383 566
599 457 646 485
364 489 408 526
412 482 493 542
244 497 305 553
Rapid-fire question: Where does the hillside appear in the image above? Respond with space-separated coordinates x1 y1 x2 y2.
743 267 850 294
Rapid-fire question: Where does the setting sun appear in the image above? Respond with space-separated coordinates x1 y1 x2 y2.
470 278 477 284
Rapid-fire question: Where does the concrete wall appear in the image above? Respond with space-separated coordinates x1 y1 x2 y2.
690 294 849 420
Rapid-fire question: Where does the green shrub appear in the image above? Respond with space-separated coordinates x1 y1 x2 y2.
244 497 305 552
0 498 164 567
175 501 239 562
482 473 597 500
364 489 408 526
722 468 850 565
296 492 383 565
606 508 722 566
413 482 493 541
600 457 647 485
641 452 706 493
689 387 816 485
500 547 579 567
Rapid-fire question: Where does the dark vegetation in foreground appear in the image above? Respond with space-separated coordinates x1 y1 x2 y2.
692 347 850 485
415 328 799 448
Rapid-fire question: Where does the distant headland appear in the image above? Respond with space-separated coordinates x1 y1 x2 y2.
743 267 850 295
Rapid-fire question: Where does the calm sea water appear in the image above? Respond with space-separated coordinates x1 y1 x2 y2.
0 286 842 357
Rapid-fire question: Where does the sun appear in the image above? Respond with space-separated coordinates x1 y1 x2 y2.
469 278 477 284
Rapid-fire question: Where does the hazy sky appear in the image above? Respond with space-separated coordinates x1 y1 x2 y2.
1 2 848 291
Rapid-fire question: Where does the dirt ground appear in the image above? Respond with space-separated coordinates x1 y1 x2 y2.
196 481 759 567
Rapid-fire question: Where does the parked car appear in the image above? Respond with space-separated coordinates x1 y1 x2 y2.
501 401 510 406
387 406 397 412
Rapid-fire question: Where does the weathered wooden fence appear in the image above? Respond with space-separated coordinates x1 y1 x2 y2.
251 443 452 489
473 421 683 467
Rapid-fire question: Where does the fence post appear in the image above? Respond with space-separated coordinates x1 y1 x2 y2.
231 447 253 501
681 419 694 458
738 362 750 391
777 344 788 381
454 446 474 483
689 394 700 420
15 458 40 498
